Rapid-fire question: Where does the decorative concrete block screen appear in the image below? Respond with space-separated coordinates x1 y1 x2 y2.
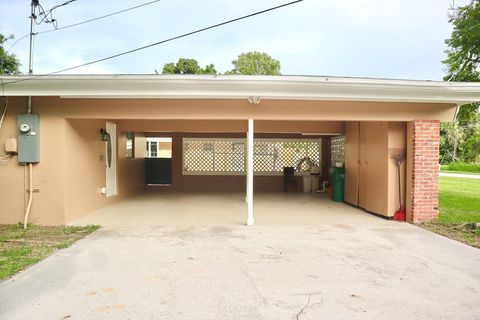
330 135 345 165
182 138 322 176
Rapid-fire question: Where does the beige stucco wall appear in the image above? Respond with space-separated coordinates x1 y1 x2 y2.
117 119 345 134
0 96 454 225
64 119 146 222
117 128 146 197
0 98 66 225
32 97 456 121
0 98 146 225
157 142 172 158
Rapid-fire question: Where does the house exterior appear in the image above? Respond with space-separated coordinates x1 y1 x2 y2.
0 74 479 226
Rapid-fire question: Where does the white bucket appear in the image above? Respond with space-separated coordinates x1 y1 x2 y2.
302 175 312 193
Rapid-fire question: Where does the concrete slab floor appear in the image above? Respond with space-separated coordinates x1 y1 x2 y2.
1 223 479 319
71 192 389 227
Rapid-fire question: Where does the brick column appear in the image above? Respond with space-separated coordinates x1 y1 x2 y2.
406 120 440 223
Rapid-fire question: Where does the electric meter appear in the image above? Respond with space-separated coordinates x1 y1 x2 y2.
19 123 31 133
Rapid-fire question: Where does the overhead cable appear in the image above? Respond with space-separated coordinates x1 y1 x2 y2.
2 0 305 86
8 0 164 51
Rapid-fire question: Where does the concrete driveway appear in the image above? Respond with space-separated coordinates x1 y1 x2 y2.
71 192 388 227
0 222 479 319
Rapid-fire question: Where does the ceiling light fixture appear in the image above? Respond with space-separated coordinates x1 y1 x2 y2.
247 96 261 105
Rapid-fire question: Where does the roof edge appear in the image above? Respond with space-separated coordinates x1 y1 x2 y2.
1 74 479 105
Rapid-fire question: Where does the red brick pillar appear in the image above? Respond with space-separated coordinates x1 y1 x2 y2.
406 120 440 223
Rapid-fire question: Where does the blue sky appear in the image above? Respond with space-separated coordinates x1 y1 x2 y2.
0 0 468 80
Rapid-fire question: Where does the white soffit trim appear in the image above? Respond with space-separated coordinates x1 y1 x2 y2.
1 74 480 105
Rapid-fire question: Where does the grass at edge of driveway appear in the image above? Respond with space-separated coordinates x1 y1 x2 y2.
421 223 480 249
440 163 480 174
440 170 480 176
420 176 480 249
0 224 100 280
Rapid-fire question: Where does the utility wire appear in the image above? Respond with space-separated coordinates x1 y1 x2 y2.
8 34 30 51
8 0 164 51
2 0 305 86
35 0 78 28
40 0 163 34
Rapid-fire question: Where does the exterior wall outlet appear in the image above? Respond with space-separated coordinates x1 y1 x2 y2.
5 137 18 154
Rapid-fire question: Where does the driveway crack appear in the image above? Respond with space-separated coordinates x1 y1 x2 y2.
296 292 323 320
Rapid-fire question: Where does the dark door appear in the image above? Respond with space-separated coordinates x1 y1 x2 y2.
145 158 172 185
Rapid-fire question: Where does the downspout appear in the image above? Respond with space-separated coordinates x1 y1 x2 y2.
452 104 461 163
23 0 37 229
24 163 33 229
453 104 460 122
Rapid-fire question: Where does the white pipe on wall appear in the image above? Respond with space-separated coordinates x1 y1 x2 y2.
246 118 254 226
23 163 33 229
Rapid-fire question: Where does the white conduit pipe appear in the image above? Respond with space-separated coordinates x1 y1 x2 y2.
23 163 33 229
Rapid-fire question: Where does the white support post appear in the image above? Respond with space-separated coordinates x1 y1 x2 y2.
246 118 255 226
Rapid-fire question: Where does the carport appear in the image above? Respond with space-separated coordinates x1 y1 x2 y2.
1 74 477 226
67 117 352 226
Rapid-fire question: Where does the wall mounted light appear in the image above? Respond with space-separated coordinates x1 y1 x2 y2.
100 128 109 141
99 128 112 168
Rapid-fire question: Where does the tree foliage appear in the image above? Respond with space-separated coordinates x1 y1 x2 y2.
227 51 281 75
0 34 21 75
159 58 216 75
442 0 480 163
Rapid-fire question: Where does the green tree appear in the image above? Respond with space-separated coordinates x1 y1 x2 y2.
227 51 281 75
0 34 21 75
159 58 217 75
442 0 480 163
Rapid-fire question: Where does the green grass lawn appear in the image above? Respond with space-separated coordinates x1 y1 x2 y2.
422 176 480 248
438 177 480 223
0 224 99 280
440 162 480 174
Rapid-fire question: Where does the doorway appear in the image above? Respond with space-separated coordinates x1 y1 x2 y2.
145 137 173 185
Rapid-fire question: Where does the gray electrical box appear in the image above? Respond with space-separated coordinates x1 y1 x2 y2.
17 114 40 163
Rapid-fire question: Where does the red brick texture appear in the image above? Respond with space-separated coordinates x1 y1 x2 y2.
410 120 440 223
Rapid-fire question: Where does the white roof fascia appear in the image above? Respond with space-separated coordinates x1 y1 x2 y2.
1 74 479 105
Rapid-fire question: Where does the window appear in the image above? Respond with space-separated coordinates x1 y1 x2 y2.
150 142 158 157
126 132 135 159
146 137 172 158
182 138 322 176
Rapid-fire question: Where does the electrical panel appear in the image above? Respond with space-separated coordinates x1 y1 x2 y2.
17 114 40 163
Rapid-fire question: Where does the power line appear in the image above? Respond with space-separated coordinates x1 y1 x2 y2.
39 0 163 34
8 34 30 52
35 0 78 28
8 0 164 51
8 0 78 51
2 0 305 86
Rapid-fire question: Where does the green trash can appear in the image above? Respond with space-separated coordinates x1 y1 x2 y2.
328 167 335 185
331 166 345 202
